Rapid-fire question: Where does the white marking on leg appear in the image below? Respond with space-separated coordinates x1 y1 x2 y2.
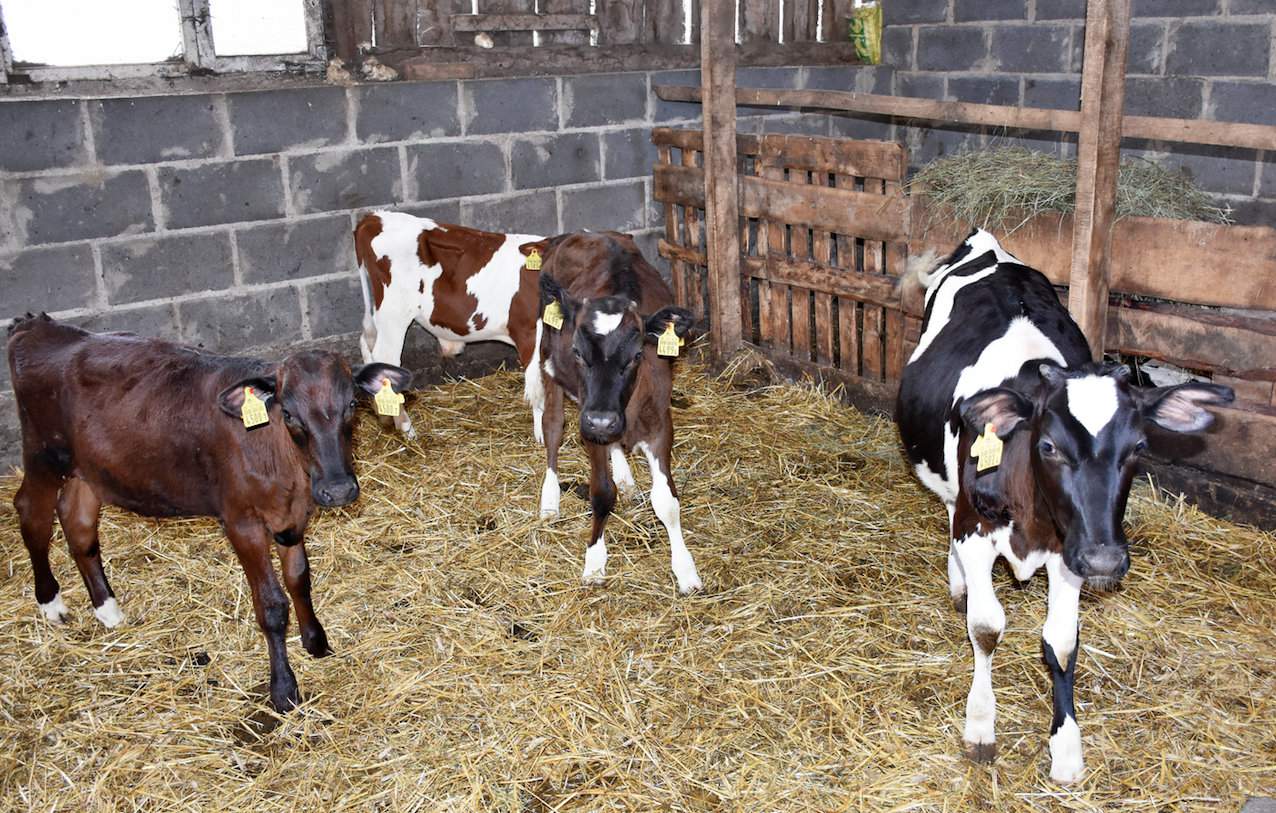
592 311 623 335
610 445 636 497
539 468 560 519
956 530 1004 756
1066 375 1119 437
948 539 966 608
93 597 124 629
638 442 701 595
39 592 69 624
1049 715 1084 784
524 320 546 444
582 535 607 585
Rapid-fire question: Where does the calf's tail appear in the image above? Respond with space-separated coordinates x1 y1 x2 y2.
355 239 377 364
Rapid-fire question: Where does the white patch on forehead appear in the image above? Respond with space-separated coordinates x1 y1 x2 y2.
1066 375 1119 437
592 311 623 335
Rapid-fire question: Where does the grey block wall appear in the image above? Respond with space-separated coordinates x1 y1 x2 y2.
867 0 1276 224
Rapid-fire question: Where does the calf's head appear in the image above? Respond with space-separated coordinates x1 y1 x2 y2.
539 275 692 445
960 362 1232 587
218 352 412 507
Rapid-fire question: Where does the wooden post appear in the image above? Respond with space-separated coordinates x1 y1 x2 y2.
1067 0 1131 358
700 0 744 357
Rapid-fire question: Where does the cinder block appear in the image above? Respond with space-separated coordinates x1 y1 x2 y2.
651 69 705 123
898 72 946 100
158 157 285 229
563 73 648 128
1259 161 1276 197
228 86 349 155
908 123 983 165
883 27 916 69
1133 0 1219 16
179 287 304 352
462 78 557 135
737 67 803 115
90 95 225 165
102 232 234 305
1159 144 1260 196
631 229 669 279
406 141 506 200
1035 0 1084 18
603 128 659 180
1211 81 1276 127
237 215 354 284
916 27 988 72
288 147 403 214
305 277 364 339
73 303 180 340
561 181 646 232
459 192 557 235
1 171 153 247
0 100 90 172
955 0 1027 21
1166 21 1270 77
1225 197 1276 228
804 66 894 95
511 133 601 190
989 24 1070 73
883 0 949 24
1023 77 1081 110
0 243 97 319
1124 77 1204 118
1127 22 1165 75
399 200 462 224
356 81 460 144
755 115 833 136
828 113 896 141
0 393 19 467
948 76 1020 106
1230 0 1275 12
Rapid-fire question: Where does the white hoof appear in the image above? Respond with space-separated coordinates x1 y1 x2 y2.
39 593 69 624
581 539 607 586
94 597 125 629
1049 717 1084 784
401 420 417 441
533 418 544 445
676 573 703 595
540 470 560 519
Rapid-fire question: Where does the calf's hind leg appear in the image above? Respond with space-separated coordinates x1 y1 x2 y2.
15 469 67 622
57 477 123 628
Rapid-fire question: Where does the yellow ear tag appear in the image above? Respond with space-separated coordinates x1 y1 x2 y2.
657 322 681 358
542 300 564 330
971 423 1004 473
525 249 542 271
241 386 269 429
374 378 404 417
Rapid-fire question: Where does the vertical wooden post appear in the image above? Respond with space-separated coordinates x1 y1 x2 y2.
1067 0 1131 358
701 0 744 357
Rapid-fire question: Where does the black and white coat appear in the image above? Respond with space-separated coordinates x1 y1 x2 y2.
896 229 1233 784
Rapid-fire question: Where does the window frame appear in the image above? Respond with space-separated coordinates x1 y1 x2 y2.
0 0 327 84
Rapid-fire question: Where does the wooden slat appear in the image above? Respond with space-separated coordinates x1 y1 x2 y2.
541 0 592 45
862 305 883 380
701 0 744 355
790 0 818 42
377 0 420 48
652 85 1276 152
653 128 907 180
648 0 685 44
884 309 906 381
417 0 458 45
838 297 859 374
1215 375 1275 408
681 146 706 323
1153 404 1276 487
815 292 835 366
600 0 644 44
822 0 853 44
654 164 910 243
792 287 812 361
451 13 598 32
331 0 375 62
481 0 536 46
657 144 685 309
769 282 792 355
741 0 777 42
1108 302 1276 380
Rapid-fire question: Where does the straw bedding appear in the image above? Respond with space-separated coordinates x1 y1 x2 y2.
0 355 1273 811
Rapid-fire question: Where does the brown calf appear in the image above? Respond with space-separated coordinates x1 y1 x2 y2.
524 232 701 594
7 315 410 711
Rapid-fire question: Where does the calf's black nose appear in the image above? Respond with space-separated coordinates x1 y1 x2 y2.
1075 544 1130 583
581 411 623 440
315 478 360 507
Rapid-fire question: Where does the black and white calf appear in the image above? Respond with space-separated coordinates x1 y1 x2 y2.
896 229 1233 783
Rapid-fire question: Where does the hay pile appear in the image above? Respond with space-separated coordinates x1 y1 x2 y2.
909 147 1234 234
0 357 1273 811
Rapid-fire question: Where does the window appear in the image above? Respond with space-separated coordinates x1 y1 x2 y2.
0 0 325 84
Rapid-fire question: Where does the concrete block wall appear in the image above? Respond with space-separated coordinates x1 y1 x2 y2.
863 0 1276 224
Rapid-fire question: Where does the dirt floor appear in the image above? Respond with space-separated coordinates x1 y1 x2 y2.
0 360 1273 811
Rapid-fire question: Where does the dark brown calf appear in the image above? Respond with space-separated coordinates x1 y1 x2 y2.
7 315 410 711
522 232 701 594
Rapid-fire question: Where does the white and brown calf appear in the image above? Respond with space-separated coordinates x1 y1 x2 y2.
525 231 701 595
896 229 1233 783
355 211 546 440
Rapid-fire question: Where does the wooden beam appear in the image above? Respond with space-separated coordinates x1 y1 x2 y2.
450 13 599 32
1067 0 1131 357
651 85 1276 152
700 0 743 357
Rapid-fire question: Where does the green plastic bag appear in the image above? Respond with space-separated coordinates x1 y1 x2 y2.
849 1 882 65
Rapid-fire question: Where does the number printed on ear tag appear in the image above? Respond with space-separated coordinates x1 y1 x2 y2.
657 322 681 358
971 422 1004 472
375 378 405 417
542 301 564 330
241 387 269 428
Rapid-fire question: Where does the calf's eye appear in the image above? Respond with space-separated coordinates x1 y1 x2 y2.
348 399 358 411
1133 438 1148 454
1038 438 1057 456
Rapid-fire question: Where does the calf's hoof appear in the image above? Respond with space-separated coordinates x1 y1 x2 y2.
964 739 997 764
676 576 704 596
38 593 70 624
1049 717 1084 783
271 682 302 713
93 597 125 629
302 626 333 658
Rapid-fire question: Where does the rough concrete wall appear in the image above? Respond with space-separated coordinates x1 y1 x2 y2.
837 0 1275 224
0 66 849 467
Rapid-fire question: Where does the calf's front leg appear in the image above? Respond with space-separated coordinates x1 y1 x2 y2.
1043 554 1084 783
277 537 331 658
954 529 1004 762
638 435 702 595
226 518 300 712
581 441 614 586
539 382 565 518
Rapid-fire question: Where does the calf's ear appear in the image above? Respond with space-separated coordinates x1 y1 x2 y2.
354 363 413 397
1139 382 1234 433
643 306 694 342
539 273 580 325
218 376 277 418
959 387 1032 439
